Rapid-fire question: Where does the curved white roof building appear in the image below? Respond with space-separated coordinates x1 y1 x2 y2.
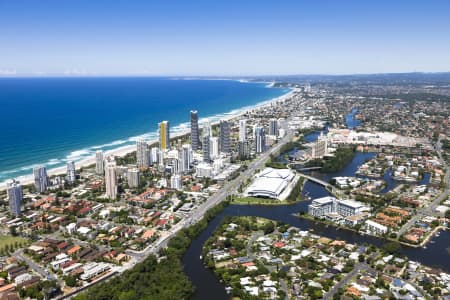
245 168 295 199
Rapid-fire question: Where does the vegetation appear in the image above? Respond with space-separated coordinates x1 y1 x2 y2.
74 200 229 300
0 234 28 256
306 146 356 173
286 177 304 202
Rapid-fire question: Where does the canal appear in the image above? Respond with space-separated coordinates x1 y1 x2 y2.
182 112 449 300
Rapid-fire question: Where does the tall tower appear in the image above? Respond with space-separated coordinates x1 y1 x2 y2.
202 122 211 163
239 119 247 142
210 136 219 159
254 125 266 154
7 179 22 216
181 144 191 173
66 161 76 183
269 118 279 136
219 120 230 154
159 120 170 151
105 159 117 199
190 110 200 151
95 150 104 175
33 166 48 193
136 139 150 168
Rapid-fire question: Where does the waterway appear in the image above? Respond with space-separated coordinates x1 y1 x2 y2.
182 111 449 300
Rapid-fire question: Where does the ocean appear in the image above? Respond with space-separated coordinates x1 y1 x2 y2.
0 77 290 183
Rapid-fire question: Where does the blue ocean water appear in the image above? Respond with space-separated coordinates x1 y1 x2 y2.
0 77 289 182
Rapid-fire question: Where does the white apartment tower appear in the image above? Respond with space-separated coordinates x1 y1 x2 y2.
7 179 22 216
105 159 117 199
95 150 104 174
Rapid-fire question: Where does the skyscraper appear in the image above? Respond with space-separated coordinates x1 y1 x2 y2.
210 136 219 159
33 166 48 193
66 161 76 183
95 150 104 175
181 144 191 173
219 120 230 154
254 125 266 154
136 139 150 168
190 110 200 151
202 122 211 163
269 118 279 136
127 168 140 188
238 140 250 160
7 179 22 216
170 174 182 190
239 119 247 142
159 120 170 151
105 159 117 199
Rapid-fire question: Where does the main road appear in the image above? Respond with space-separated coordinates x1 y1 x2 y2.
125 127 294 263
397 138 449 236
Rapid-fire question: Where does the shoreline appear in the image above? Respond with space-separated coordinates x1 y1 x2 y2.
0 88 296 191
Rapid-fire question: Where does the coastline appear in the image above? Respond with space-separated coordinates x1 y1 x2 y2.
0 88 295 190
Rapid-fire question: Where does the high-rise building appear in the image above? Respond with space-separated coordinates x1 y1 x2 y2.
150 147 159 165
210 137 219 159
172 158 181 174
127 168 140 188
202 123 211 163
7 179 22 216
254 125 266 154
190 110 200 151
219 120 230 154
181 144 191 173
269 118 279 136
66 161 76 183
159 120 170 151
136 139 150 168
239 119 247 142
238 140 250 160
105 159 117 199
33 166 48 193
170 174 182 190
95 150 104 175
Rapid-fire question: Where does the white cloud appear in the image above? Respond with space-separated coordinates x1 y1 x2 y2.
0 69 17 76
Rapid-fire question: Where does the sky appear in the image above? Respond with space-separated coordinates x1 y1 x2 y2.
1 0 450 76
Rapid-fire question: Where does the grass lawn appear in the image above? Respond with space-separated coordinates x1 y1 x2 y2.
0 235 28 251
231 196 291 206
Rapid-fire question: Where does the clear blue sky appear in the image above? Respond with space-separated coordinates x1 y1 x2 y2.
1 0 449 76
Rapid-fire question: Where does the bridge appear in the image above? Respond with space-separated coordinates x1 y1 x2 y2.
297 173 332 188
294 166 323 171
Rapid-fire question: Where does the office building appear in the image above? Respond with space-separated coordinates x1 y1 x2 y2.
159 120 170 151
181 144 191 173
127 168 140 188
7 179 22 216
95 150 104 175
66 161 76 183
269 118 279 136
219 120 230 154
136 139 150 168
308 197 370 218
254 125 266 154
190 110 200 151
239 119 247 142
33 166 48 193
105 159 117 199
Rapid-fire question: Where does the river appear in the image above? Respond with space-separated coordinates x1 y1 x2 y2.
182 112 449 300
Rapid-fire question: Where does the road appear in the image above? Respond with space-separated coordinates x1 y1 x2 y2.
14 248 60 283
125 128 294 264
397 138 449 236
323 263 369 300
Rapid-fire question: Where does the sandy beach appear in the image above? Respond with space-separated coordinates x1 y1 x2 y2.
0 88 295 191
